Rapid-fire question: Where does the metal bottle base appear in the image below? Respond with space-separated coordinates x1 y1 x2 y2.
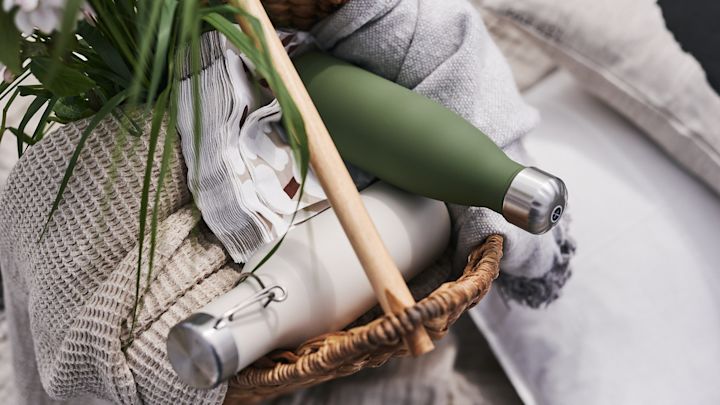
167 313 239 389
502 167 567 234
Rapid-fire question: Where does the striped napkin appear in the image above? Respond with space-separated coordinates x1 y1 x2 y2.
177 30 328 263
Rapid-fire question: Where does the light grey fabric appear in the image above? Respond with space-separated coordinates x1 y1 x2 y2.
478 9 556 91
474 69 720 405
313 0 574 305
0 115 235 405
0 134 17 310
478 0 720 196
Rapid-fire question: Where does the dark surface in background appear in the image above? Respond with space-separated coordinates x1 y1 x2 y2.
452 314 523 404
657 0 720 94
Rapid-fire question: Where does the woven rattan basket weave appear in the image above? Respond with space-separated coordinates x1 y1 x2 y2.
223 1 503 403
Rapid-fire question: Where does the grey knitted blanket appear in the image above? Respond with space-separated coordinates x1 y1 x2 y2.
0 0 574 404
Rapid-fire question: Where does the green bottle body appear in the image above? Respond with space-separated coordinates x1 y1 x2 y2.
294 51 524 213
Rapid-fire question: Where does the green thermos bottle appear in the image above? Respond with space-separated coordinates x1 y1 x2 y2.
293 52 567 234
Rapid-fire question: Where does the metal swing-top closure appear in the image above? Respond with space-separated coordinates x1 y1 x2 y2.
214 284 288 330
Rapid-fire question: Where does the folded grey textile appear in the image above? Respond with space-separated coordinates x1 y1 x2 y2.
0 116 233 404
314 0 575 306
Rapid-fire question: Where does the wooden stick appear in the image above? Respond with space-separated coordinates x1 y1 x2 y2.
232 0 434 356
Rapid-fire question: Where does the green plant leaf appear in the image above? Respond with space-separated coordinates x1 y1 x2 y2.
31 97 58 143
0 69 30 102
6 95 53 153
202 12 267 71
129 87 169 335
145 0 177 106
78 23 133 84
17 97 49 137
40 90 129 240
53 96 95 123
0 9 22 73
190 17 203 192
0 89 21 145
86 0 137 68
21 41 50 60
128 0 165 105
48 0 84 81
31 57 96 97
17 85 54 99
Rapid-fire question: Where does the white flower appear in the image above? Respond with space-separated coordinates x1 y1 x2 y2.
0 62 14 83
3 0 90 35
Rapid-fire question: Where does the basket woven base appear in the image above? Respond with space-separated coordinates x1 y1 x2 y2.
224 235 503 404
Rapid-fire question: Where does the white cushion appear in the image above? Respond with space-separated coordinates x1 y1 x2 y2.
476 0 720 196
472 70 720 405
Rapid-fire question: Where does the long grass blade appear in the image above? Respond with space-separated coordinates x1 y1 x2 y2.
31 97 58 143
145 0 178 106
1 89 21 145
128 0 164 105
202 12 267 72
12 96 50 156
0 7 23 73
48 0 84 80
77 23 132 85
86 0 138 69
128 87 169 335
0 70 30 102
189 22 203 193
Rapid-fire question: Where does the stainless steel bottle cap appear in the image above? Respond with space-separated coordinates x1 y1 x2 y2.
166 313 239 389
502 167 567 234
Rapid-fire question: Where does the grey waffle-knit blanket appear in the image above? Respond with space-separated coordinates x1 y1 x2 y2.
0 0 574 404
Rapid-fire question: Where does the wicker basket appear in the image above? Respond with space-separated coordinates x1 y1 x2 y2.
224 234 503 403
223 2 503 402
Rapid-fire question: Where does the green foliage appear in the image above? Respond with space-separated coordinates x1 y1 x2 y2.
30 57 96 97
1 0 309 340
53 96 95 123
0 9 23 73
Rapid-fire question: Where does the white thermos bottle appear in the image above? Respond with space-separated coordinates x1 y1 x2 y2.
167 182 451 388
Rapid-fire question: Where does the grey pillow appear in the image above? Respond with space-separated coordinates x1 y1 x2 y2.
474 0 720 195
478 9 556 91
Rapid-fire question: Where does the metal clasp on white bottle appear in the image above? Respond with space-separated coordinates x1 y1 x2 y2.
213 275 288 330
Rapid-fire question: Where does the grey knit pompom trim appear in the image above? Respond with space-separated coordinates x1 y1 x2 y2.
495 226 577 308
